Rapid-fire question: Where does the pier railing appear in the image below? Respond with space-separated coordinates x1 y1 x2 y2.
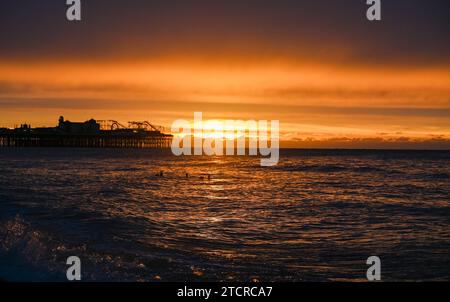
0 132 173 149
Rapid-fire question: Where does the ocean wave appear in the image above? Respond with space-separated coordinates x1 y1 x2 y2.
1 149 449 281
0 215 228 282
0 215 128 281
273 163 389 173
424 172 450 180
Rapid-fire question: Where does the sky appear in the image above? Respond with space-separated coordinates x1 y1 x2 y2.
0 0 449 148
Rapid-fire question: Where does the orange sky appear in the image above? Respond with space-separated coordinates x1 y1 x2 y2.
1 58 449 148
1 1 449 149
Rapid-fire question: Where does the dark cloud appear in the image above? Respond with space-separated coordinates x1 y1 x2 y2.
0 0 449 65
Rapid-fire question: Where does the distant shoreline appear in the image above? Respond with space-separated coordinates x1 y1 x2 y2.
1 147 449 151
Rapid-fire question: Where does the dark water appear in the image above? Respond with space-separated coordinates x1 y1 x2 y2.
0 148 449 281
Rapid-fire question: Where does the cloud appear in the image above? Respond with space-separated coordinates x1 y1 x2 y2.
281 136 450 150
0 0 449 149
1 0 449 66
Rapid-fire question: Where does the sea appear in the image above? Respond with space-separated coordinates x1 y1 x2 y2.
0 148 449 281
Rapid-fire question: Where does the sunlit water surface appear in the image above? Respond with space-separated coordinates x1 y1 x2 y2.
0 148 449 281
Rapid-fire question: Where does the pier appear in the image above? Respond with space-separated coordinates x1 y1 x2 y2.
0 116 172 149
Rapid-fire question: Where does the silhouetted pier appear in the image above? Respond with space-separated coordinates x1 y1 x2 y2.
0 117 172 149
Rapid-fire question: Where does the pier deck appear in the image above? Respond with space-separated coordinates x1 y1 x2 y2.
0 132 172 148
0 117 173 149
